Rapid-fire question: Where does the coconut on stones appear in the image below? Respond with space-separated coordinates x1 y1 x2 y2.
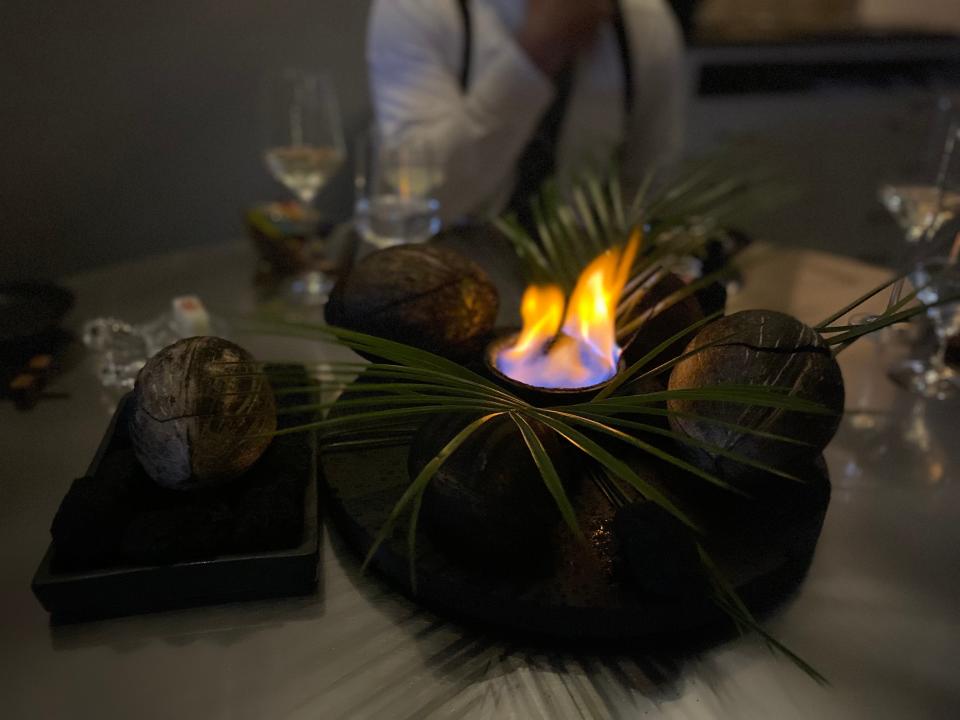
619 272 705 374
666 310 844 479
129 337 276 490
325 244 499 362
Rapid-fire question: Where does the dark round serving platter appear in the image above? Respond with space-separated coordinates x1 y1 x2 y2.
320 427 831 643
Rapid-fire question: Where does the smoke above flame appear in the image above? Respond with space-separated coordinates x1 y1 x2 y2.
496 231 640 389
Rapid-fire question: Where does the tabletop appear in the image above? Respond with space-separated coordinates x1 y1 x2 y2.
1 239 958 720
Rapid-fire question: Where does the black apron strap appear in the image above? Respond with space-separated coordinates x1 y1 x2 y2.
456 0 472 91
611 1 635 118
506 66 575 236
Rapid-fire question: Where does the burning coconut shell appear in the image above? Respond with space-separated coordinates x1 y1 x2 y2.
409 413 581 573
666 310 844 480
129 337 276 490
484 330 625 406
325 244 499 362
619 272 705 376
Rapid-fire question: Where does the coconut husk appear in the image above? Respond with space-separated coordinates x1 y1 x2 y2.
666 310 844 479
620 272 705 377
129 337 276 490
325 244 499 362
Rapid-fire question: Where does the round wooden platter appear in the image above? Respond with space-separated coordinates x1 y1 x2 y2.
319 439 830 643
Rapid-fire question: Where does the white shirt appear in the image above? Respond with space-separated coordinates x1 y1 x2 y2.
367 0 687 222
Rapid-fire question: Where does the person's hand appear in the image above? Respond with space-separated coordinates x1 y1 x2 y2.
517 0 613 77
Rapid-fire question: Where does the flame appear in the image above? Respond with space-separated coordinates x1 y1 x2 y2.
496 230 641 389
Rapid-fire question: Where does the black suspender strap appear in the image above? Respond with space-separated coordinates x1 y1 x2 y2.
611 0 635 118
456 0 472 91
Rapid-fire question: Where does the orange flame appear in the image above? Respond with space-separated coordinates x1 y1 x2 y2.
496 230 641 389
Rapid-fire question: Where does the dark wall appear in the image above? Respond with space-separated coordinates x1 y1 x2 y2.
1 2 373 281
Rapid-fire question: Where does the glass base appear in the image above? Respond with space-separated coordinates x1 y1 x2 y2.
888 359 959 400
285 271 334 307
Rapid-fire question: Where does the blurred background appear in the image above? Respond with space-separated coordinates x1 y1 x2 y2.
2 0 959 282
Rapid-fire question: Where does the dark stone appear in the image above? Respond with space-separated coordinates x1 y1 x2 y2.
325 244 499 362
408 413 580 573
121 504 235 565
50 475 128 569
614 501 708 599
667 310 844 479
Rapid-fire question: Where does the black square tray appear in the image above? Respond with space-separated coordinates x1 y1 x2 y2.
32 393 319 624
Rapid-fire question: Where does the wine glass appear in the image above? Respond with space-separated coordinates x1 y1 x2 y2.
879 94 960 306
888 243 960 399
262 69 346 301
354 126 442 249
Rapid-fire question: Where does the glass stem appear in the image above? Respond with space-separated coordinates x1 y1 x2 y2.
929 310 950 376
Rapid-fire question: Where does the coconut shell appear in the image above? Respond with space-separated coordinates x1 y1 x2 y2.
129 337 276 490
620 273 705 377
666 310 844 478
325 244 498 362
408 413 580 573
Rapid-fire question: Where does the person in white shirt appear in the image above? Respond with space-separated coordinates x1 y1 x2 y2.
367 0 687 227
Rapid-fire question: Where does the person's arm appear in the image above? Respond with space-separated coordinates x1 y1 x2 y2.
621 0 687 188
367 0 556 221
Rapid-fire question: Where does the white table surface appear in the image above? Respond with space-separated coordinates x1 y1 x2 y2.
1 240 958 720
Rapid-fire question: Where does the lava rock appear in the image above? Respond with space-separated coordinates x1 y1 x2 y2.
408 413 580 573
129 337 277 490
325 244 499 361
666 310 844 478
614 501 707 599
620 273 705 376
50 474 129 569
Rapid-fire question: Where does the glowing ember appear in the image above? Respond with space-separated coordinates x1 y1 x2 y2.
496 231 640 389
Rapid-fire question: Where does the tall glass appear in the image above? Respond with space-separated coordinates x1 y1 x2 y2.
354 127 442 249
262 69 346 301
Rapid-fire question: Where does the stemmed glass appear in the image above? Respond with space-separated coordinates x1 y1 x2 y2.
354 126 443 249
262 68 346 301
879 94 960 305
889 245 960 399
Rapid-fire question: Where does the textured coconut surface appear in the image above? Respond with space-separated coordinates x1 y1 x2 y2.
325 244 499 361
320 427 832 643
49 368 315 572
667 310 845 480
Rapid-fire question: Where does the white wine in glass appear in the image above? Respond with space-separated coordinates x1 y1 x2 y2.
262 69 346 301
264 145 345 205
879 184 960 243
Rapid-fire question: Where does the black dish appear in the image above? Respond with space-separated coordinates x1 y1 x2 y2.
0 282 74 345
320 432 830 643
32 372 320 624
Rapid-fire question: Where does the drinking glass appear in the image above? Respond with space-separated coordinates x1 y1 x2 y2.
354 127 443 249
262 69 346 301
879 94 960 306
888 253 960 399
